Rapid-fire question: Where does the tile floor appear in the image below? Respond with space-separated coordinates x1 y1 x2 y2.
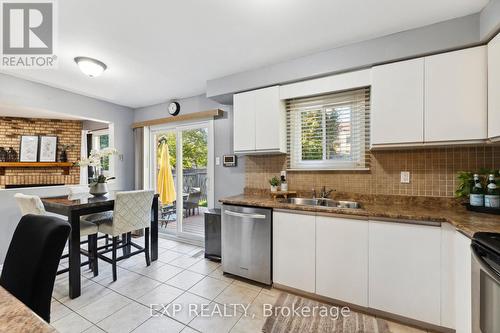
50 237 430 333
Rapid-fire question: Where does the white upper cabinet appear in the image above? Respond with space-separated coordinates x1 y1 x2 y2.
316 216 369 306
424 46 487 143
233 86 286 154
273 211 315 293
369 220 441 325
488 33 500 141
371 58 424 146
233 90 255 152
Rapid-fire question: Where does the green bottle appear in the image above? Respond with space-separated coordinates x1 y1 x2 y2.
484 174 500 208
470 174 484 207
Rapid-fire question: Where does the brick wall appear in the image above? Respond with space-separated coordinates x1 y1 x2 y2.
0 117 82 188
245 146 500 197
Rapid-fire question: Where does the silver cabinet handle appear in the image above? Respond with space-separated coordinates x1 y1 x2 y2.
224 210 266 219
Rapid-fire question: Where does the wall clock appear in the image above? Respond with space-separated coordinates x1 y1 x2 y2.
168 102 180 116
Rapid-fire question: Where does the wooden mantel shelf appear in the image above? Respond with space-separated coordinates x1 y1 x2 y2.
0 162 74 176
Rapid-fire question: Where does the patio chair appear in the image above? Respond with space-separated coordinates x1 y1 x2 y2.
159 202 177 228
183 189 201 216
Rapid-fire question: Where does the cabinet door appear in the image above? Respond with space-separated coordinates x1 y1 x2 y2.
371 58 424 146
316 216 368 306
255 86 286 153
424 47 487 142
273 211 315 293
369 221 441 325
488 33 500 140
455 231 472 333
233 90 255 152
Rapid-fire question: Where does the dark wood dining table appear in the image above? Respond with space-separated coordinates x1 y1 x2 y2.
41 192 159 299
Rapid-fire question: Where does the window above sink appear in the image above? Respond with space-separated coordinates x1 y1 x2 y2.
286 87 370 171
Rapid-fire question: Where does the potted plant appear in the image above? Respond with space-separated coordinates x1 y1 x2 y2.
269 176 281 192
78 148 118 196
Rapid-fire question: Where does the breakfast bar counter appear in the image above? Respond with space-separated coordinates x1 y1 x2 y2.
0 286 55 332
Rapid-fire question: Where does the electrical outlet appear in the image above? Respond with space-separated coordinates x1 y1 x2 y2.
215 157 220 165
400 171 410 184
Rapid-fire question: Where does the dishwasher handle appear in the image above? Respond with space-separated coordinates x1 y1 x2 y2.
224 210 267 220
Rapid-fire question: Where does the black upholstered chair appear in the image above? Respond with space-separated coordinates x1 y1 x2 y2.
0 214 70 322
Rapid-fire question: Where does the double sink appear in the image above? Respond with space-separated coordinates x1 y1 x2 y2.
283 197 361 209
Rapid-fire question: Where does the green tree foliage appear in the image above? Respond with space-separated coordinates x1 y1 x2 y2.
301 109 340 160
158 129 208 169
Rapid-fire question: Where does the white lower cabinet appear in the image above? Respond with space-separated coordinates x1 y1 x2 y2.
454 231 472 333
316 216 369 306
272 211 471 329
273 211 315 293
368 220 441 325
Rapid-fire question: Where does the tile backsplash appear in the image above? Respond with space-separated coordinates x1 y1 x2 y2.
245 146 500 197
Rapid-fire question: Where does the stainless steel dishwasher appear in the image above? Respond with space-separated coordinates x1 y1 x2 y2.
221 204 272 285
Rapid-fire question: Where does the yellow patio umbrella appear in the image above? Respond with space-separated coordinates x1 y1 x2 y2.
157 143 176 204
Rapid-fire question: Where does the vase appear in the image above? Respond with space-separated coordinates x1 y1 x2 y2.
89 183 108 196
270 185 278 192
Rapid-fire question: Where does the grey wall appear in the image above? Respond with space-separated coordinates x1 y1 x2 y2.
0 73 135 262
207 13 496 103
134 95 245 207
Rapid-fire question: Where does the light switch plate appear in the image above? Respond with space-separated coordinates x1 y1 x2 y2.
400 171 410 183
215 157 220 165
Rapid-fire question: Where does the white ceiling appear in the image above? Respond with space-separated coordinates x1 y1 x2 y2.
1 0 489 108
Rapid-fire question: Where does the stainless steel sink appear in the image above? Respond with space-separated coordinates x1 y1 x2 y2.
284 197 361 209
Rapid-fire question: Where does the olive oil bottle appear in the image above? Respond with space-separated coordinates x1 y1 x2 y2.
470 174 484 207
484 174 500 208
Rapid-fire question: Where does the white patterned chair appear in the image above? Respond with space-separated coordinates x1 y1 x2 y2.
97 190 154 281
13 193 99 276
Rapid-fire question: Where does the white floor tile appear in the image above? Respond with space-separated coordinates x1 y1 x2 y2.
168 255 202 269
166 292 210 325
97 302 151 333
50 300 72 322
189 276 230 300
166 270 205 290
157 250 183 264
60 283 112 311
187 260 220 275
76 291 131 323
214 284 260 308
141 263 184 282
189 302 242 333
51 312 93 333
133 314 185 333
137 284 184 307
112 275 161 299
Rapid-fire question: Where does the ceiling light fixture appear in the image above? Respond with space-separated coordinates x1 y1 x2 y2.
74 56 107 77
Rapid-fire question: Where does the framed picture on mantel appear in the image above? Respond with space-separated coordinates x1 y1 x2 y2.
19 135 39 162
39 136 58 162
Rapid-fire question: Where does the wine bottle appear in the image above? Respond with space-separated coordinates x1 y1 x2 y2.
470 174 484 207
484 174 500 208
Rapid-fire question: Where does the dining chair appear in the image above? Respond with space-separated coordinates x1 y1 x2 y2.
97 190 154 281
0 214 70 322
13 193 99 276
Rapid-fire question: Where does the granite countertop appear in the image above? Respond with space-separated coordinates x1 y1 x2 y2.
0 286 56 333
219 194 500 238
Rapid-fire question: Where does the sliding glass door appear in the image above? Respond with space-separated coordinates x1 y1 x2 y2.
150 121 213 241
